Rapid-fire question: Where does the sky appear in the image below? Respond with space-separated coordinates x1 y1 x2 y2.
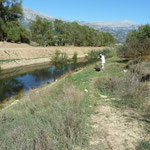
22 0 150 25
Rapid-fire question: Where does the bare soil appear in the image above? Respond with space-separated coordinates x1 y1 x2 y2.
89 96 150 150
0 42 104 70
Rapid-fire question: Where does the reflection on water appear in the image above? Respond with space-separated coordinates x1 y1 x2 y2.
0 63 86 102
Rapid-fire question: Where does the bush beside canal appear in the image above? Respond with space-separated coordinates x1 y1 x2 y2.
51 50 69 65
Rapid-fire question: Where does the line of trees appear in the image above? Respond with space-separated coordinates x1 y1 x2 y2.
30 17 115 46
0 0 115 46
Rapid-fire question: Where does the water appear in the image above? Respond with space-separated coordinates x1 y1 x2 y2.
0 62 90 102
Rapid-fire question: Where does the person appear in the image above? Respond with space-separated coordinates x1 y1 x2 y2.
100 54 105 71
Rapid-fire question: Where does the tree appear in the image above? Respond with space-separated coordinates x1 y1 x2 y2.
119 24 150 58
126 30 138 43
20 27 31 44
54 19 66 46
30 16 54 46
0 18 5 40
71 22 84 46
5 22 20 42
137 24 150 40
4 21 31 43
0 0 30 43
0 0 23 23
63 22 73 45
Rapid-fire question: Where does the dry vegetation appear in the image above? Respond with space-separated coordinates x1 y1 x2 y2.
0 81 89 150
0 42 104 59
95 62 150 108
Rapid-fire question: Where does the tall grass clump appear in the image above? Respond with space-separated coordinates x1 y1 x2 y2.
72 52 78 64
0 83 89 149
136 141 150 150
48 87 87 149
86 50 98 62
51 50 69 65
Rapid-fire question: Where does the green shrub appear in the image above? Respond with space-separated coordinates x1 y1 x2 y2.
51 50 69 65
86 50 98 61
72 52 78 64
51 50 61 65
86 50 103 61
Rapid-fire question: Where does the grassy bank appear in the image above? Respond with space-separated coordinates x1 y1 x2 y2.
0 66 96 149
0 59 20 63
0 54 150 149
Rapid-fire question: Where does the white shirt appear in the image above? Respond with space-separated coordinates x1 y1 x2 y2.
101 55 105 64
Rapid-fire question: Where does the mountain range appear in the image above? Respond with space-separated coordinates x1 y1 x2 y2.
22 8 139 43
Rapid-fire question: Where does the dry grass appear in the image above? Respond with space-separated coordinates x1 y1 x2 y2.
0 81 89 150
95 62 150 109
0 42 104 59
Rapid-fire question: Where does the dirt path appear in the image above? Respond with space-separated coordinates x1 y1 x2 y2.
89 94 149 150
87 76 150 150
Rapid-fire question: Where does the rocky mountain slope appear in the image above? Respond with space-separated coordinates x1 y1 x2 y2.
22 8 55 28
22 8 139 43
78 20 139 42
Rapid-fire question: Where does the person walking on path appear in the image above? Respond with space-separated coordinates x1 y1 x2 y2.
100 54 105 71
